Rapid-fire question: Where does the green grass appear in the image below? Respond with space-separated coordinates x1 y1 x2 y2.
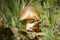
0 0 60 40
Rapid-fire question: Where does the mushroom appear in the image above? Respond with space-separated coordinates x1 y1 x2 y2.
19 6 40 32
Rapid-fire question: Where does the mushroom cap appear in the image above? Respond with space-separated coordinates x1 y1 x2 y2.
19 6 40 22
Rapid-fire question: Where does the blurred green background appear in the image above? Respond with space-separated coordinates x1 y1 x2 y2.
0 0 60 40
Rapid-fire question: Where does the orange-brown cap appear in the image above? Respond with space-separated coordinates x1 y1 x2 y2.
19 6 40 22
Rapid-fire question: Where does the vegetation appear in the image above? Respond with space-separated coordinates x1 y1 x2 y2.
0 0 60 40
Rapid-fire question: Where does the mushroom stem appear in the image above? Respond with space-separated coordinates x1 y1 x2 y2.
26 21 40 31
